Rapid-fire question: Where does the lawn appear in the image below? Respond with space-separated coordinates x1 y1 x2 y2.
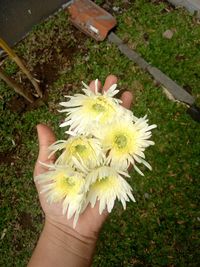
0 0 200 266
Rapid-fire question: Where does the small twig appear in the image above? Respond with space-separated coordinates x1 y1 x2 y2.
0 67 34 103
0 38 42 97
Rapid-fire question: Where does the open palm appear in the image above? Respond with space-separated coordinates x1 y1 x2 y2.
34 75 133 239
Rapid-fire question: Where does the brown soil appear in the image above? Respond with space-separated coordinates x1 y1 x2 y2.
33 44 78 86
18 211 36 231
0 150 16 165
4 34 82 113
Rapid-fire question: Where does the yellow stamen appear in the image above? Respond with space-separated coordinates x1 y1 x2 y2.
115 134 128 149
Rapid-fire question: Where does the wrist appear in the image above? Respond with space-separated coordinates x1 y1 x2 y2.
28 218 98 267
44 218 97 263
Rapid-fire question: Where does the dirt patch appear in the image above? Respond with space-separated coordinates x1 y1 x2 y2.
13 237 23 252
5 94 50 113
62 43 79 60
0 150 17 165
71 24 86 38
4 42 79 114
33 44 78 86
19 211 35 231
6 95 28 113
34 62 59 86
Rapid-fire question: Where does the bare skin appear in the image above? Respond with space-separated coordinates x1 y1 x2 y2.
28 75 133 267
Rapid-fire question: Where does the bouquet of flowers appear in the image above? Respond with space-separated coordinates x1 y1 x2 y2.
35 80 157 227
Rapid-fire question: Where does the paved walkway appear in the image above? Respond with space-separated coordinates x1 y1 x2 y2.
168 0 200 17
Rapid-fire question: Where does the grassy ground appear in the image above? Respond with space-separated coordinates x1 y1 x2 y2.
0 1 200 266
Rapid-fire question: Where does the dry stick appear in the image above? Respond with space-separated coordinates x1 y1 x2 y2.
0 38 42 97
0 67 34 103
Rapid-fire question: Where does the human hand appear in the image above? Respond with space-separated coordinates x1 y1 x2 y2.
31 75 133 267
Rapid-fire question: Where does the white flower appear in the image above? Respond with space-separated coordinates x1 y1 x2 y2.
85 165 135 214
48 135 104 168
35 165 85 228
34 78 157 227
96 116 157 175
59 79 122 134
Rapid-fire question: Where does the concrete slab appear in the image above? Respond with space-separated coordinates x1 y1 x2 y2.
108 32 195 106
167 0 200 17
0 0 70 47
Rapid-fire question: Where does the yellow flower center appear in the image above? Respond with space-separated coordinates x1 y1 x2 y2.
114 134 127 149
56 174 74 192
65 177 75 186
82 96 116 124
92 103 105 112
67 138 91 160
99 176 108 182
92 175 118 192
92 97 108 113
75 144 87 153
54 172 84 199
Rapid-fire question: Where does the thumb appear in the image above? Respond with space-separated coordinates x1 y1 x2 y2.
34 124 56 177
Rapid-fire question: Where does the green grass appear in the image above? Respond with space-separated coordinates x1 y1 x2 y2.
0 1 200 266
116 0 200 103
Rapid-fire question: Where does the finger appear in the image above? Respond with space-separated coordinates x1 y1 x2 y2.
34 124 56 176
120 91 133 109
102 74 118 92
37 124 56 162
89 79 102 93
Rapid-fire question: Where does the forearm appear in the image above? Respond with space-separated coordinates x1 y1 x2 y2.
28 220 97 267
